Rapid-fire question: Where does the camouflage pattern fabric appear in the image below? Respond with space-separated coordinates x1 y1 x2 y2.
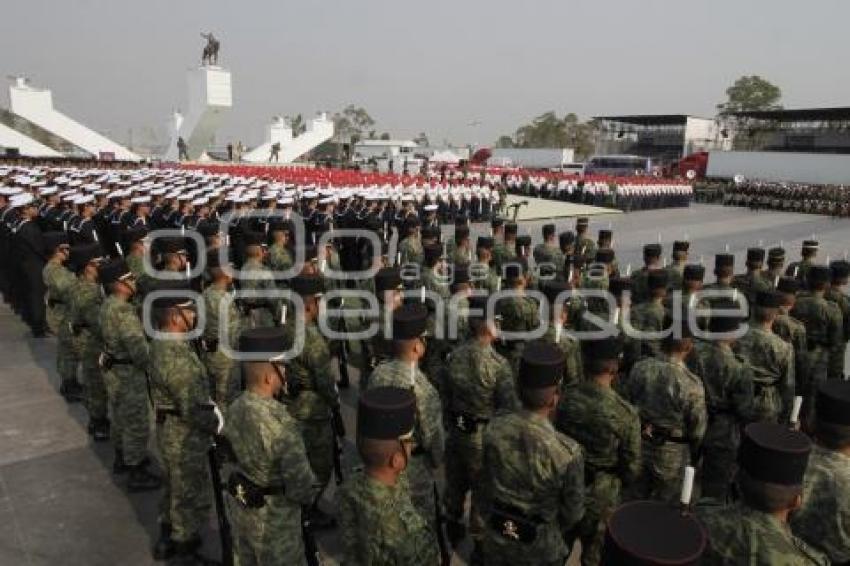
734 327 795 423
44 261 81 383
68 278 107 419
201 285 241 404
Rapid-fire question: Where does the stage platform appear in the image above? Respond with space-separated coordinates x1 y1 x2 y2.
505 194 621 221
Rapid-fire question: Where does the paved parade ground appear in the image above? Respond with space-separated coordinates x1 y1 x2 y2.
0 203 848 565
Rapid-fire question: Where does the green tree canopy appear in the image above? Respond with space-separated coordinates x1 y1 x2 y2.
717 75 782 115
495 111 596 159
332 105 376 144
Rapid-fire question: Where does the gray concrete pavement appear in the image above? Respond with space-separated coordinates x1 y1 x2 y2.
0 203 848 565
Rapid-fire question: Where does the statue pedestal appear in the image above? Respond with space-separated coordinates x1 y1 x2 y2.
164 66 232 161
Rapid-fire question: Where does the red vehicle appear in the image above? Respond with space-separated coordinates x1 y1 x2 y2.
672 151 709 179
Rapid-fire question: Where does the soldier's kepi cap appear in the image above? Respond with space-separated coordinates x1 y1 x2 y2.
374 267 403 294
392 303 428 340
206 248 232 270
815 380 850 426
542 223 556 238
452 266 471 288
768 247 786 263
542 280 571 305
423 243 444 264
239 327 286 361
69 243 105 272
746 247 766 263
708 298 742 333
776 276 799 295
357 386 416 441
830 260 850 280
647 269 668 290
643 243 662 258
609 277 631 298
673 240 690 253
503 259 527 282
683 264 705 281
559 231 576 247
807 265 830 286
715 253 734 269
122 225 148 248
43 231 70 254
476 236 494 250
576 217 589 228
595 249 615 264
243 230 266 248
515 235 532 251
739 422 811 485
598 229 613 242
291 274 324 297
421 225 440 240
504 222 518 236
802 240 819 251
755 290 781 308
602 500 706 566
518 341 564 390
99 259 133 286
158 236 188 255
583 337 623 361
491 216 504 228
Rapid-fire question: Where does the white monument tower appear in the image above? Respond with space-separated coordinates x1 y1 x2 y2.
164 65 232 161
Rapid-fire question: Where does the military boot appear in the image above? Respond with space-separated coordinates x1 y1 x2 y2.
127 460 162 492
59 380 85 403
112 449 129 475
152 522 174 561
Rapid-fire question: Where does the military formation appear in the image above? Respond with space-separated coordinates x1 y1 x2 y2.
0 161 848 565
695 179 850 216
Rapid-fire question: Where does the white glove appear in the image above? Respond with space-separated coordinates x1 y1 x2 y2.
212 403 225 435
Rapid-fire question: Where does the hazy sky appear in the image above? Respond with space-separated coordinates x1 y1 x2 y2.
2 0 848 149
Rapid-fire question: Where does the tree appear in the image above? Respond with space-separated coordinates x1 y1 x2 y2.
494 111 597 159
379 132 391 140
717 75 782 115
494 135 515 148
332 105 376 143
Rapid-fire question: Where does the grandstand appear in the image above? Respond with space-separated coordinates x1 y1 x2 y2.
729 107 850 154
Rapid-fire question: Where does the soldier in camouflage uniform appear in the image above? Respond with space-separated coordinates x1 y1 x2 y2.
532 223 560 274
223 327 319 565
825 260 850 379
575 217 596 264
774 277 809 406
398 217 423 268
98 259 161 490
122 226 150 300
791 381 850 564
763 246 786 287
451 225 473 267
495 260 540 374
629 244 662 305
237 231 278 328
687 305 755 501
702 253 744 313
338 386 440 566
148 291 221 563
201 249 241 404
442 295 518 556
627 270 669 362
623 328 707 503
419 243 452 391
471 236 500 295
785 240 819 289
365 303 445 522
67 244 109 439
557 231 577 282
497 222 518 272
540 281 583 391
556 338 640 566
281 274 341 529
43 232 85 402
792 265 843 425
490 218 508 274
478 341 585 566
664 240 689 292
267 220 294 275
361 267 403 390
697 422 829 566
735 290 795 423
732 248 772 305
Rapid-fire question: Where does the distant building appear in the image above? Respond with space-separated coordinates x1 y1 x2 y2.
352 139 420 162
728 107 850 154
593 115 731 166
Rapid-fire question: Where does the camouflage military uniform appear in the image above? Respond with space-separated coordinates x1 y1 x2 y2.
628 268 651 305
623 356 707 503
443 340 518 539
338 472 440 566
627 301 667 362
734 327 795 423
472 262 501 295
44 260 81 386
541 325 583 392
238 257 278 328
731 271 772 305
824 287 850 379
687 341 755 500
150 339 216 543
555 383 640 566
791 444 850 564
223 391 318 565
99 294 152 466
492 239 511 273
698 502 829 565
665 264 684 292
366 360 444 520
68 278 107 420
576 236 596 264
283 320 339 489
398 235 423 267
496 293 540 373
201 286 241 404
267 242 293 274
479 411 585 565
785 258 815 288
773 313 809 404
792 294 843 406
